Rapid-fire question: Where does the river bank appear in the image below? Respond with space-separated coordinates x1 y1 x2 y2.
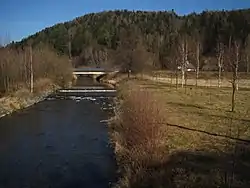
0 79 66 118
109 77 250 188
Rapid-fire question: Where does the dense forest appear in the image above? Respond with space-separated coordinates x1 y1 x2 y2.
12 9 250 72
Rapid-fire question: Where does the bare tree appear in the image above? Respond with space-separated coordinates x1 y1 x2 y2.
179 36 188 88
0 43 72 95
29 45 34 93
232 42 240 112
228 40 241 112
181 41 185 88
169 42 180 89
245 35 250 74
247 54 249 74
175 52 180 90
217 42 224 88
68 29 73 60
195 40 201 87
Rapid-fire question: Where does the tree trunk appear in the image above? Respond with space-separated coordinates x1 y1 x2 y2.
68 30 72 60
24 50 29 86
196 42 200 87
185 71 187 93
218 54 222 88
175 70 178 90
181 41 185 88
235 43 239 91
231 42 239 112
170 72 173 86
30 46 34 93
247 55 249 74
217 43 223 88
231 81 236 112
181 68 185 88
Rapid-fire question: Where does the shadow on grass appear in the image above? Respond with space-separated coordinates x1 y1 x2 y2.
194 111 250 124
166 122 250 144
130 142 250 188
166 101 207 110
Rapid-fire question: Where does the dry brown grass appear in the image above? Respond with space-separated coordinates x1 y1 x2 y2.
33 78 56 93
0 78 60 117
110 84 169 187
111 78 250 188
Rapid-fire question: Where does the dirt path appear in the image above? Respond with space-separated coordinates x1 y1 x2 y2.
143 75 250 89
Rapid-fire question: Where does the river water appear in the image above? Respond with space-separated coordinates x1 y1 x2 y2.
0 77 117 188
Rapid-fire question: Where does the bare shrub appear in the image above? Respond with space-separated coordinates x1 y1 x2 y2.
32 45 72 86
112 84 168 187
33 78 56 93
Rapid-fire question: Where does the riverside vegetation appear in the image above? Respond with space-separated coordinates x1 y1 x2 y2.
0 45 72 117
109 77 250 188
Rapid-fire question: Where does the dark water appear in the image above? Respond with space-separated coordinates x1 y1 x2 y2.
0 77 117 188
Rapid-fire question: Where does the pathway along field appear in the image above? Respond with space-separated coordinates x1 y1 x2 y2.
111 78 250 188
146 71 250 88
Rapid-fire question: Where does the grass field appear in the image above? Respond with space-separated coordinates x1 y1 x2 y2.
138 79 250 142
111 77 250 188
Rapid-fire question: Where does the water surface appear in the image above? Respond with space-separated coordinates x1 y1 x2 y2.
0 77 117 188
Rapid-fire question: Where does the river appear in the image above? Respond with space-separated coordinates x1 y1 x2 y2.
0 77 117 188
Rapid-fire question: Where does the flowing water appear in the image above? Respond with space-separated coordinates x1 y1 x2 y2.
0 77 117 188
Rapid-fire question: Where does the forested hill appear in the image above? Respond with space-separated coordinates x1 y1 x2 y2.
13 9 250 70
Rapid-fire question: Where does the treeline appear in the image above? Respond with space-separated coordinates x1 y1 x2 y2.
0 44 72 95
12 9 250 72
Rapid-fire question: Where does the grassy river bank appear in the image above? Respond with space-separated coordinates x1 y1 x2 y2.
0 79 72 118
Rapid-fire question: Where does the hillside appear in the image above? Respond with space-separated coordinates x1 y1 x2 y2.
13 9 250 70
